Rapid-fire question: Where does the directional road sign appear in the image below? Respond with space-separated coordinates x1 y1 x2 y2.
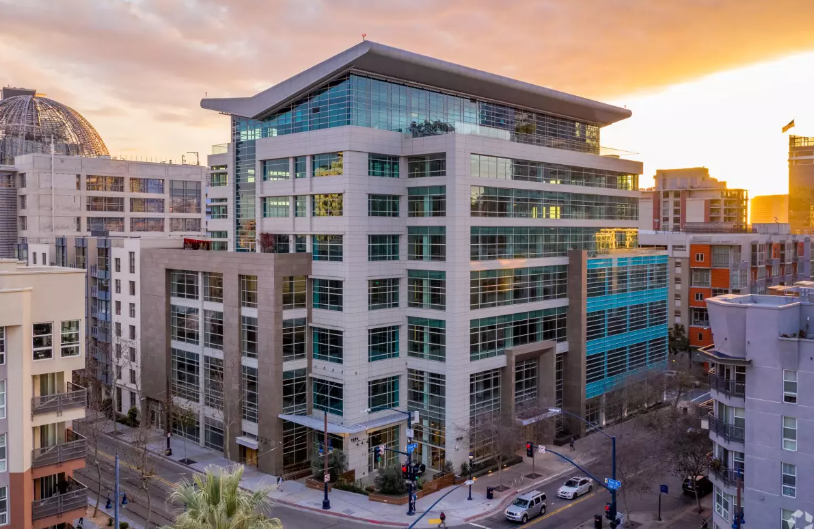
604 478 622 490
406 443 418 453
406 428 414 439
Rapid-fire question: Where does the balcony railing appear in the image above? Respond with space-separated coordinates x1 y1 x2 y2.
32 477 88 521
708 414 745 443
32 430 86 468
32 382 87 416
710 464 744 488
709 374 745 398
90 326 110 342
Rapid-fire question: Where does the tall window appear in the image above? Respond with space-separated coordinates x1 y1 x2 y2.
206 198 228 219
407 270 445 310
470 307 567 360
283 369 307 414
242 366 259 422
312 235 343 262
283 318 307 361
129 252 135 273
241 316 258 359
204 356 224 410
0 486 7 525
170 306 199 344
407 317 445 362
282 276 307 309
209 166 227 187
783 370 798 403
240 275 258 308
408 154 445 178
369 376 399 411
204 310 224 350
469 369 501 462
369 154 399 178
369 326 399 361
130 177 164 193
171 348 199 401
170 270 198 299
169 180 202 213
783 416 797 451
368 195 400 217
0 328 4 365
203 272 224 302
0 382 5 419
262 158 289 181
408 227 446 261
294 156 307 178
312 194 344 216
263 197 290 217
313 327 343 364
32 323 53 360
368 278 399 310
313 279 343 311
60 320 80 357
714 487 731 521
408 186 446 217
313 378 343 415
294 196 307 217
369 235 399 261
313 153 343 177
782 462 796 498
0 434 6 472
514 358 538 412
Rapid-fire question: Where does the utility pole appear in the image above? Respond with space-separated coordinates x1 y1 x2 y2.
322 411 330 510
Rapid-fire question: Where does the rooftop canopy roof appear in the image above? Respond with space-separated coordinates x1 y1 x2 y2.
201 41 631 126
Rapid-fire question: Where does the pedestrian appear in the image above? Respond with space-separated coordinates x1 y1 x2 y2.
569 436 575 452
439 511 447 528
277 475 284 492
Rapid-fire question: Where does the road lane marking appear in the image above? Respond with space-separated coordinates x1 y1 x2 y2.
518 491 598 528
691 392 710 402
468 523 491 528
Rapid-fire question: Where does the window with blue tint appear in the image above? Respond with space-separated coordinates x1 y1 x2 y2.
312 194 343 216
369 154 399 177
313 153 343 177
313 327 343 364
263 158 290 181
408 270 445 310
407 317 445 362
470 227 638 261
295 235 307 253
295 196 307 217
470 265 567 309
408 186 446 217
408 154 446 178
313 378 343 416
368 235 399 261
369 376 399 412
294 156 307 178
312 235 343 261
262 196 289 217
368 195 400 217
368 278 399 310
313 278 343 311
471 186 638 220
408 227 445 261
369 326 399 361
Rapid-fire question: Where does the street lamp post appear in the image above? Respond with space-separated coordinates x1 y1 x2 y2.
549 408 618 522
467 452 474 501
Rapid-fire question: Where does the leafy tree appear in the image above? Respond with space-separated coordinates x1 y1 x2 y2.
375 464 407 495
310 447 347 482
162 465 282 529
668 324 690 355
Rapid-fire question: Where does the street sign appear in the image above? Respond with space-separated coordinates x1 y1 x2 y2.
465 480 474 485
538 445 546 454
604 478 622 491
324 474 330 483
406 428 414 439
406 443 418 453
660 484 668 494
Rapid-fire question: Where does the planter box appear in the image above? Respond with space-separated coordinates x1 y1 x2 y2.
306 478 332 492
340 469 356 482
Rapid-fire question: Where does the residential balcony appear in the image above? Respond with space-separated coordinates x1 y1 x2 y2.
708 414 744 444
710 463 743 489
32 430 86 468
32 382 87 416
90 325 110 342
89 264 110 280
32 477 88 521
90 286 111 301
709 374 745 398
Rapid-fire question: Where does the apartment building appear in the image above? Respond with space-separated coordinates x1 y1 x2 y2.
0 259 88 528
704 289 814 529
639 225 813 351
751 194 788 225
140 249 312 475
789 135 814 234
199 41 643 474
640 167 748 232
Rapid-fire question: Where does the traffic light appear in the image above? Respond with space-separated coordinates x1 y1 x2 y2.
402 464 408 479
373 446 381 463
526 442 534 458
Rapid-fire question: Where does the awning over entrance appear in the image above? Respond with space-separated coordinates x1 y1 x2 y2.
515 409 559 427
278 413 407 434
236 436 259 450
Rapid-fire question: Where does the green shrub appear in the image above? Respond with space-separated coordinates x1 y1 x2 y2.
334 479 369 496
119 523 130 529
375 464 407 495
310 448 347 482
459 462 469 476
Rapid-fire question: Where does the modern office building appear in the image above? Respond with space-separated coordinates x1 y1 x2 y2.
199 40 644 474
789 135 814 234
0 259 88 528
751 194 788 225
140 248 312 475
639 225 813 352
640 167 748 232
703 288 814 529
566 249 668 429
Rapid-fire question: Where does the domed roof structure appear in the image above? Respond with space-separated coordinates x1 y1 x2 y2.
0 89 109 165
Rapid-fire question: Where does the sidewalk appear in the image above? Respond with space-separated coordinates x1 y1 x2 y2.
98 420 601 526
573 493 712 529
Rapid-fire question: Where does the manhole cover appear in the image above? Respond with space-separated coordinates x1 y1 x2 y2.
343 509 354 515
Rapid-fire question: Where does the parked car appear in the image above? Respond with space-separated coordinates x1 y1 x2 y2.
682 475 713 497
557 476 593 499
504 490 547 523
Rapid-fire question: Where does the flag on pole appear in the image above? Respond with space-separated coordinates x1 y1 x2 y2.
783 119 795 133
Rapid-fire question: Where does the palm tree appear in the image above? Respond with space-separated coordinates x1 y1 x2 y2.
162 465 282 529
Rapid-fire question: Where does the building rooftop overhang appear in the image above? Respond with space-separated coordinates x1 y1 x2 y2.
278 412 406 435
201 41 631 126
698 345 751 366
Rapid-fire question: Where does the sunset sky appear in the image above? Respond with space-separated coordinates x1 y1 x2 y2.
2 0 814 196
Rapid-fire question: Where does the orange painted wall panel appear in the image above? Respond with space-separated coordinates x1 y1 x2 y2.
689 287 712 307
772 243 781 259
690 245 711 268
711 268 730 289
689 326 713 347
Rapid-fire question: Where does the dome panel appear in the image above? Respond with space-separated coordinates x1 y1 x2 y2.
0 95 109 164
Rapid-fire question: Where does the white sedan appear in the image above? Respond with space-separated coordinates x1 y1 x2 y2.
557 477 593 499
